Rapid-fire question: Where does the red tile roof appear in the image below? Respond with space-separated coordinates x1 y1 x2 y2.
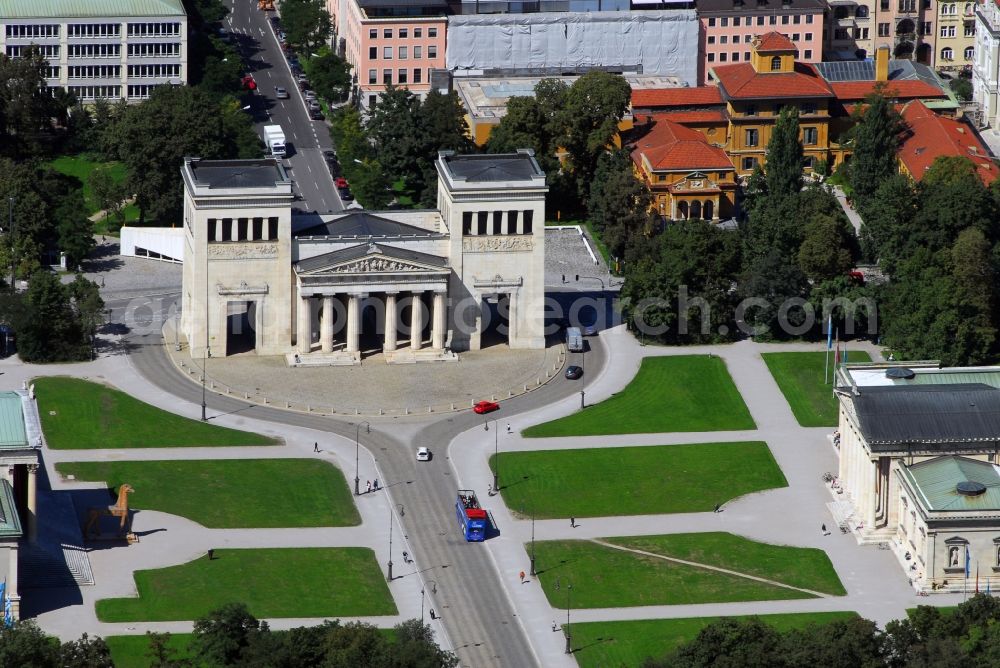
832 80 947 101
755 32 797 53
712 62 834 100
630 115 734 172
659 110 728 124
632 86 724 108
897 100 999 185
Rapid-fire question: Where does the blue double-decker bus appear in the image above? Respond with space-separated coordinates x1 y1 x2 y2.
456 489 487 541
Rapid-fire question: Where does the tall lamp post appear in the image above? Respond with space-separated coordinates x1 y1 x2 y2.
484 418 499 491
354 421 370 496
564 581 573 654
201 227 210 421
523 504 536 576
573 276 605 410
7 197 16 293
388 502 403 581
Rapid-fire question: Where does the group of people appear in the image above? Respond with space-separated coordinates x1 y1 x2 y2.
365 479 380 493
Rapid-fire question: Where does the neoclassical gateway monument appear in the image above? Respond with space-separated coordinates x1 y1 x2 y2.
180 150 547 364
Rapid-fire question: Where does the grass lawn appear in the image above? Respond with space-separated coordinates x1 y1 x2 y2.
56 459 359 528
762 351 872 427
494 442 785 518
569 612 859 668
96 548 396 622
533 535 837 608
105 633 195 668
524 355 755 437
607 532 846 596
47 154 126 214
34 377 277 449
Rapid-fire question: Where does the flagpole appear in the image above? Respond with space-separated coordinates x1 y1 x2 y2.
825 314 832 385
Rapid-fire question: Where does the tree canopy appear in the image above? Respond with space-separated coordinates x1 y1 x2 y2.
849 90 903 205
280 0 332 51
764 107 803 201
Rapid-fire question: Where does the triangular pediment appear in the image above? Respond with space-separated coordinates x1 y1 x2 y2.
296 243 449 276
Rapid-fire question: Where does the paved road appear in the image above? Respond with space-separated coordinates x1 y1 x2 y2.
223 0 343 214
122 295 608 668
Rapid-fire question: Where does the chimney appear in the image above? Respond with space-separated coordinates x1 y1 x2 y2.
875 46 890 82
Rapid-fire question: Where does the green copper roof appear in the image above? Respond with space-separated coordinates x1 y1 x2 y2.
900 370 1000 389
0 0 186 19
0 479 22 538
0 392 26 450
903 456 1000 512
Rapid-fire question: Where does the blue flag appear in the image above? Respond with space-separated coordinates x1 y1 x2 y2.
827 315 833 350
4 594 11 627
966 546 972 579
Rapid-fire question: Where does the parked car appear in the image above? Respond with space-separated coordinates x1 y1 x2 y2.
335 176 348 189
338 187 354 201
416 447 430 461
304 90 317 101
309 107 324 120
241 74 256 91
274 86 288 99
565 365 583 380
473 400 500 414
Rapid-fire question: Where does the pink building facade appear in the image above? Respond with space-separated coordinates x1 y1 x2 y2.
696 0 826 83
327 0 447 109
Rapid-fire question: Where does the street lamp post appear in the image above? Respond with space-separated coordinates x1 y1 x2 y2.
420 586 425 624
354 421 370 496
564 582 573 654
7 197 16 293
201 228 210 421
530 509 536 576
484 419 499 491
580 348 585 409
388 502 402 581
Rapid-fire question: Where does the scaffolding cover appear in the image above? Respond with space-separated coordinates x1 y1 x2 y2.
446 10 698 83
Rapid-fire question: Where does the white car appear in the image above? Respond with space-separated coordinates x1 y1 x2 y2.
416 447 430 461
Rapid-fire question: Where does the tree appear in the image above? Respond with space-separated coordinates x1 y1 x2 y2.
191 602 266 666
366 85 423 191
951 76 973 102
281 0 332 51
849 90 903 205
54 190 95 270
650 617 786 667
587 149 653 258
857 174 917 271
797 212 857 282
58 633 113 668
144 631 190 668
89 166 126 232
414 90 474 206
0 46 55 156
486 96 548 156
0 620 61 667
392 619 459 668
307 52 352 103
350 159 391 209
559 72 632 198
764 106 803 200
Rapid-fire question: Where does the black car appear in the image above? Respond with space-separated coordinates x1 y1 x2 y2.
565 365 583 380
309 107 324 120
339 187 354 201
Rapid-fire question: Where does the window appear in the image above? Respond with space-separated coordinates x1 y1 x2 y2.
5 24 59 38
477 211 488 235
881 0 889 8
384 29 392 38
861 27 869 39
399 28 408 38
899 0 915 11
720 35 727 44
721 17 729 26
745 51 752 61
462 212 473 235
507 210 520 234
68 23 121 38
221 218 233 242
707 53 715 62
941 2 956 14
237 218 248 241
413 68 422 83
414 28 422 37
806 13 813 22
369 69 377 84
804 49 813 59
942 47 954 59
398 68 407 84
878 22 890 36
369 46 377 59
708 18 716 26
733 51 740 61
708 36 715 44
941 25 956 37
742 157 757 170
803 127 818 145
757 16 765 25
384 46 393 59
127 43 179 57
745 128 759 146
368 94 377 108
922 22 932 35
965 22 975 37
745 34 752 42
794 15 801 24
771 55 782 70
428 45 437 58
383 69 392 84
428 27 437 37
523 210 533 234
734 17 740 26
802 102 817 114
857 6 868 17
966 45 975 60
492 211 503 235
720 53 728 62
792 33 800 41
803 156 814 169
69 65 121 78
252 217 263 240
781 15 789 24
207 218 217 241
770 15 777 24
268 218 279 240
399 46 407 59
128 64 181 78
370 28 377 39
745 104 757 115
414 45 422 58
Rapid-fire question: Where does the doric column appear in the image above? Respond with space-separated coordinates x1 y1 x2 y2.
321 296 335 353
384 292 398 353
297 295 311 355
26 463 38 543
347 294 361 353
410 291 423 351
432 290 446 350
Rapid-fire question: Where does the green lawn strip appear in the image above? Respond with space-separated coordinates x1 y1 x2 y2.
105 633 196 668
762 351 872 427
34 377 277 448
96 548 396 622
907 605 958 617
46 154 127 214
523 355 755 437
533 539 816 608
606 532 846 596
569 612 859 668
494 442 786 518
56 459 359 528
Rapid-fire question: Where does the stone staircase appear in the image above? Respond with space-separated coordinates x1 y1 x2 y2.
19 542 94 589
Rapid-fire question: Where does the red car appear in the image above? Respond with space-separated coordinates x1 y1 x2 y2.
473 400 499 414
335 177 349 189
241 75 257 91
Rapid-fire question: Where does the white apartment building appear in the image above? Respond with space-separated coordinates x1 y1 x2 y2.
0 0 188 102
974 0 1000 127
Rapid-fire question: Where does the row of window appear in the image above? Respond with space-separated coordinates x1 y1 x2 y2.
940 24 976 37
67 24 121 38
68 85 121 99
127 84 164 99
68 65 121 79
207 217 280 242
5 44 59 57
369 68 424 85
128 64 181 78
742 102 819 115
368 44 437 61
461 210 534 236
10 42 183 59
126 22 182 37
708 32 812 45
743 127 818 147
939 2 975 16
68 43 119 58
706 14 814 28
740 155 817 170
708 49 813 62
895 0 931 11
833 27 871 40
941 46 976 60
368 27 438 39
5 24 59 38
877 21 931 36
128 43 181 57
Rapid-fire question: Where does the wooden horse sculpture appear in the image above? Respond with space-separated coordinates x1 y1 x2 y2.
84 484 135 539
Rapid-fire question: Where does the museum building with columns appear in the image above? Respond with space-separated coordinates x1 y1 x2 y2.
180 150 547 364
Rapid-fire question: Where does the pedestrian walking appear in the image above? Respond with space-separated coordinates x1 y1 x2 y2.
313 442 320 453
374 478 380 490
570 517 576 528
714 503 721 513
366 480 372 493
402 550 409 563
552 621 558 632
821 523 827 534
506 423 511 434
519 570 526 583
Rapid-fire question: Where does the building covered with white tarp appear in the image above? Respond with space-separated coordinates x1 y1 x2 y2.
445 10 699 84
119 226 184 264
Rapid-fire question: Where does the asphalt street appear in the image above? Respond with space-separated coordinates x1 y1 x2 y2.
118 293 608 668
223 0 343 214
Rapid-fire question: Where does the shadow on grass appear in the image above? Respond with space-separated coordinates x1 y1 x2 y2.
571 635 616 654
534 557 578 576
